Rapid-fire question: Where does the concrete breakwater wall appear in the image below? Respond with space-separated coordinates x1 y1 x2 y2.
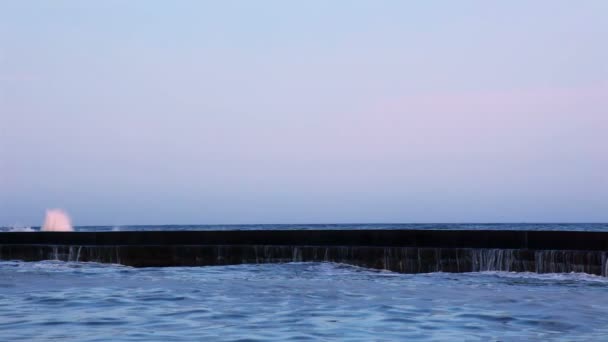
1 230 607 275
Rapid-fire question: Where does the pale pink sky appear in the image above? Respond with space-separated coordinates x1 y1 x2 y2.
1 1 607 225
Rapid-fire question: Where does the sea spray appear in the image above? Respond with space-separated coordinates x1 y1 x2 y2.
41 209 73 232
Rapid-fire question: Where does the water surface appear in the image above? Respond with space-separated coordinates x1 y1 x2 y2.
3 223 608 232
1 261 607 341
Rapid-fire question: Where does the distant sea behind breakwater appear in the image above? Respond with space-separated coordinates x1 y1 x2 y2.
2 223 608 232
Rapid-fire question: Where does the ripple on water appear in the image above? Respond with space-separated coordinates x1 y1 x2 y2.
2 261 608 340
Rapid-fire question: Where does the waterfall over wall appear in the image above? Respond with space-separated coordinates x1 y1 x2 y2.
1 245 606 276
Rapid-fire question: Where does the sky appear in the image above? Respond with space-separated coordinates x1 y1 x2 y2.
1 1 607 226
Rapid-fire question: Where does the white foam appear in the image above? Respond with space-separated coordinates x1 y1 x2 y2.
6 225 36 232
468 270 608 283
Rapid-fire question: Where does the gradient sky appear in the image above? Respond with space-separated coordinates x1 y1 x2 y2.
1 1 607 226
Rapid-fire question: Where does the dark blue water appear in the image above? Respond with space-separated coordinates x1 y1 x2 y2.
1 261 608 341
4 223 608 232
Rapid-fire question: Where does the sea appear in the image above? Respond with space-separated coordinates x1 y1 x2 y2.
1 223 608 341
3 222 608 232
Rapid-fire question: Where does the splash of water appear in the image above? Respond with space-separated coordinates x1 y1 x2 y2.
41 209 73 232
5 224 35 232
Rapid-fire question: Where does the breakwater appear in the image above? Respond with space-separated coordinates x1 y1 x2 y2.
1 230 607 275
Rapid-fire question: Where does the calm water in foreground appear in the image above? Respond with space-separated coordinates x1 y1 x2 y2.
1 261 608 341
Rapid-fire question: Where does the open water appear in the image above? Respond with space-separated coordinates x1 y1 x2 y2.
1 261 608 341
2 223 608 232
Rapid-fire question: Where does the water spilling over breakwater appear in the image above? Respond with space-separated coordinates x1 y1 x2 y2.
0 245 606 276
1 229 607 275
